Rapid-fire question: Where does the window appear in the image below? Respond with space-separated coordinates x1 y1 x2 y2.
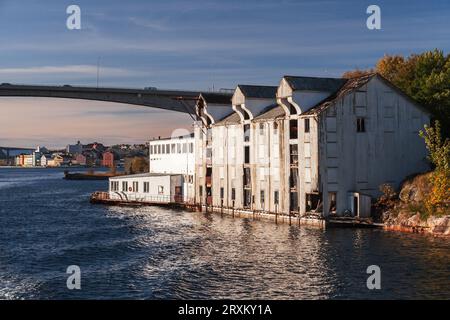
260 190 265 204
158 186 164 195
259 123 264 135
189 143 194 153
162 144 165 154
133 181 138 192
231 188 236 201
144 182 149 193
244 146 250 164
357 117 366 132
182 143 187 153
122 181 128 192
244 124 250 142
149 146 153 155
177 143 181 153
290 119 298 139
329 192 337 214
166 144 170 154
157 145 161 154
220 187 224 199
171 144 176 153
304 118 310 133
110 181 119 191
199 186 203 197
274 191 279 205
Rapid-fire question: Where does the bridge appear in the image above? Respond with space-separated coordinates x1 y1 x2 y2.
0 83 201 113
0 146 35 165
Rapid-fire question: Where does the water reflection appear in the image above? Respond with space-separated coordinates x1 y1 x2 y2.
0 168 449 299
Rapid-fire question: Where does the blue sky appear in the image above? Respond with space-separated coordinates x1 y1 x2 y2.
0 0 448 147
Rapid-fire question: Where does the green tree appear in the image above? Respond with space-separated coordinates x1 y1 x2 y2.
419 121 450 212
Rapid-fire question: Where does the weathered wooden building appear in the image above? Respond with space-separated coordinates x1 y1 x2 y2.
194 73 430 218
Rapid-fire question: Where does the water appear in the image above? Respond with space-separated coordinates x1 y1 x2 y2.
0 168 449 300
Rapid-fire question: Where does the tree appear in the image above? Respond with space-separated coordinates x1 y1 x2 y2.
419 121 450 212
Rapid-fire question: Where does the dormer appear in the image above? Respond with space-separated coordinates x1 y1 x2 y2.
195 93 233 126
277 76 347 116
232 85 277 121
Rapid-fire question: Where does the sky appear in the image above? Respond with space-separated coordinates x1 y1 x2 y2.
0 0 449 148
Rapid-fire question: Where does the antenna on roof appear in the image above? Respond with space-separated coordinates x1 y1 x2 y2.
96 57 101 88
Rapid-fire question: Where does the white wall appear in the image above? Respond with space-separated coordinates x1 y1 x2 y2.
149 136 195 175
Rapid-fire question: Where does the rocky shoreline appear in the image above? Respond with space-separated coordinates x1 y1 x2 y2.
378 173 449 237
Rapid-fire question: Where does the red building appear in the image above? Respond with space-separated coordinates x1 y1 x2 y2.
102 151 114 167
75 154 87 166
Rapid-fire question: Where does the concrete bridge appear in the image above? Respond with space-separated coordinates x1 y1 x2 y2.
0 83 201 113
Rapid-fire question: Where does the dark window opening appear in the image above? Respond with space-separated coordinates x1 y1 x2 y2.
290 192 298 212
290 168 298 190
243 167 251 188
304 118 310 133
290 119 298 139
231 188 236 201
260 190 265 204
357 117 366 132
306 193 322 213
290 104 297 115
244 190 252 208
274 191 279 205
244 146 250 164
220 187 224 199
329 192 337 214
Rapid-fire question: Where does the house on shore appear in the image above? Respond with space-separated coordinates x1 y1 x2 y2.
194 73 430 218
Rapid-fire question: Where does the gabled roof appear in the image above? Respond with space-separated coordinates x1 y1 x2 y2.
214 112 241 126
301 73 375 115
283 75 347 92
199 92 232 105
253 104 285 122
237 85 277 99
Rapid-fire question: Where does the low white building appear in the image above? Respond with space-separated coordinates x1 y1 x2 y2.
109 173 184 203
108 134 196 204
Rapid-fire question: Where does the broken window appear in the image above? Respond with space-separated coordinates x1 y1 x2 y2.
290 144 298 166
243 167 251 187
357 117 366 132
329 192 337 214
244 124 251 142
306 193 322 212
244 189 252 208
290 168 298 189
290 192 298 212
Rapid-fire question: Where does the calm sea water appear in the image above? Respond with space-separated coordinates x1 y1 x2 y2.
0 168 449 300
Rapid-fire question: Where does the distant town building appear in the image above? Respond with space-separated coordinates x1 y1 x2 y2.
75 154 87 166
102 151 115 167
66 141 83 155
